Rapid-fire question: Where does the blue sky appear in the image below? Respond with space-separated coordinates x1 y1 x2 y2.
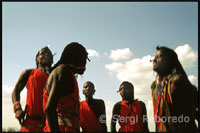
3 2 198 131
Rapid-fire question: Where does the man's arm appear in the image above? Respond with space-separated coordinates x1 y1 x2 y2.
45 65 75 131
12 69 31 103
12 69 31 124
140 101 149 132
110 102 120 132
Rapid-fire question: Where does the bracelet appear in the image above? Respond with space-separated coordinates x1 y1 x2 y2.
13 101 22 113
14 108 22 113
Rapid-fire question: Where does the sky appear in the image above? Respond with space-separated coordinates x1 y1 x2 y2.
2 2 198 131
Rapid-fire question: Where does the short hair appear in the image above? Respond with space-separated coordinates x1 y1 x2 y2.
85 81 95 90
120 81 134 91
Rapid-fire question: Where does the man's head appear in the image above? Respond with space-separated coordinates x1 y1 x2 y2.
35 46 53 68
57 42 89 75
118 81 134 101
152 46 178 76
82 81 95 98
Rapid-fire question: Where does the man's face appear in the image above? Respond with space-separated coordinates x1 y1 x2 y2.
153 50 171 75
36 49 53 67
76 56 87 75
119 84 133 100
82 82 94 97
153 50 163 71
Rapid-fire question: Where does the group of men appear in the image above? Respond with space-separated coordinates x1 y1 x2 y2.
12 42 198 132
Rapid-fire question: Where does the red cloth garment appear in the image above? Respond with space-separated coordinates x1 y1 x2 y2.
79 101 102 131
43 70 79 132
21 69 48 132
119 99 144 132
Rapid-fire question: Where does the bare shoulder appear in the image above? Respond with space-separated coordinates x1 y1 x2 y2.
51 64 72 80
21 69 32 75
18 69 32 80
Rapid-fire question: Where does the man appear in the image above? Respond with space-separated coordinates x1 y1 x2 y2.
111 81 149 132
12 46 53 132
43 42 89 132
151 46 198 132
79 81 107 132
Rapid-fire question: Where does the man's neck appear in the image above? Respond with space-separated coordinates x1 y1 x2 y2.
123 99 134 105
85 96 94 103
38 66 50 74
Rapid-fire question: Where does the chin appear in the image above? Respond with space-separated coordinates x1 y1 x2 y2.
77 69 86 75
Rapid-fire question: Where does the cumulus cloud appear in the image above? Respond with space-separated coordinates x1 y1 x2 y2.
110 48 133 61
105 62 124 72
87 49 99 57
105 55 155 95
175 44 198 69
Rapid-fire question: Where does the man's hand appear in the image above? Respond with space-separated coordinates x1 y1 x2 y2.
15 109 25 125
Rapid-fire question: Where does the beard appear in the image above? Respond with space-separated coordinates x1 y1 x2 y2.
75 68 86 75
154 62 173 76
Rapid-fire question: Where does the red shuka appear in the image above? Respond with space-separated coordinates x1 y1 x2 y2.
119 99 144 132
21 69 48 132
43 70 79 132
79 101 102 131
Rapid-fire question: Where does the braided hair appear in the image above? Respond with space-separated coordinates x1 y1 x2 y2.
156 46 198 116
51 42 88 72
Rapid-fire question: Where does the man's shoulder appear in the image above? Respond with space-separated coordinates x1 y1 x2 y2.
52 65 71 77
94 99 105 105
21 69 33 76
138 100 146 108
138 100 145 105
114 101 121 107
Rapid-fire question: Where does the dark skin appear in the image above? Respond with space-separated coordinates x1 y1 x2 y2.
111 84 149 132
45 58 87 132
12 48 53 125
82 82 107 132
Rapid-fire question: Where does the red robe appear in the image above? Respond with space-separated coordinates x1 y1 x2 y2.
119 99 144 132
79 101 102 131
21 69 48 132
43 70 79 132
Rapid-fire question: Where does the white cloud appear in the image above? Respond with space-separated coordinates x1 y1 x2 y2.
105 62 124 72
188 75 198 87
3 85 27 129
87 49 99 57
175 44 198 69
105 55 155 95
110 48 133 61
